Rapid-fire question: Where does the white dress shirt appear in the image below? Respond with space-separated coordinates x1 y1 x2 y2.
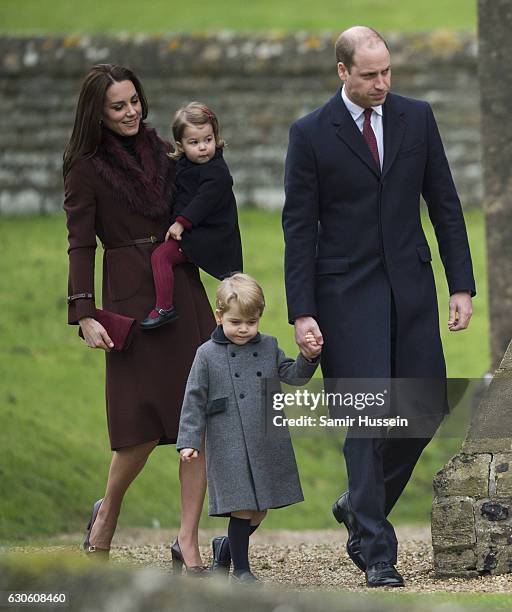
342 85 384 169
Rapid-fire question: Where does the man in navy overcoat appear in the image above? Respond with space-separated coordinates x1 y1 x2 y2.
282 26 475 587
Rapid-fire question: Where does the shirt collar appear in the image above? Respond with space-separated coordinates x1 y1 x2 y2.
211 325 261 344
341 85 383 120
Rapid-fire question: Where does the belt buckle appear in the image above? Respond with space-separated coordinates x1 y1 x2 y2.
150 235 157 243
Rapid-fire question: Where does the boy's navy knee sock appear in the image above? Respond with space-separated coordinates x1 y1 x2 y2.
220 522 259 566
249 523 260 536
228 517 252 575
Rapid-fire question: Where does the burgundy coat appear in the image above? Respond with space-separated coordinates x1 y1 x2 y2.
64 125 215 450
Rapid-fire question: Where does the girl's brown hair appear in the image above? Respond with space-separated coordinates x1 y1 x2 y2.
169 101 225 161
63 64 149 177
216 273 265 319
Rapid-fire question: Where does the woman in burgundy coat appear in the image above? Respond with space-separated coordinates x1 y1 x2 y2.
63 64 215 570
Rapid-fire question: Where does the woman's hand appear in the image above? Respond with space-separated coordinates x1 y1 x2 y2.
79 317 114 352
180 448 199 462
165 221 185 242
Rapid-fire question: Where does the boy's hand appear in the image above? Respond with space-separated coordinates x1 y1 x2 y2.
294 316 323 359
179 448 199 462
166 221 185 242
303 331 322 358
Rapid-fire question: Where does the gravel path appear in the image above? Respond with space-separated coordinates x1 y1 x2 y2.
8 527 512 593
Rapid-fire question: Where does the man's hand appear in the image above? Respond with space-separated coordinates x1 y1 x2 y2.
179 448 199 462
448 292 473 331
165 221 185 242
294 316 324 359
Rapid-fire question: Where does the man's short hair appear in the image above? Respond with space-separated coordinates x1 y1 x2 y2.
335 27 389 72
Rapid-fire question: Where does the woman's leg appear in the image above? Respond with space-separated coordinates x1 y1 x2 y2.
177 444 207 566
89 439 159 549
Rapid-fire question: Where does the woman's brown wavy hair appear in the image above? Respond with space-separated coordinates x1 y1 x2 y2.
63 64 148 177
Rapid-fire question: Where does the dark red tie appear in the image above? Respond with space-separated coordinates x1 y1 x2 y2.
363 108 380 169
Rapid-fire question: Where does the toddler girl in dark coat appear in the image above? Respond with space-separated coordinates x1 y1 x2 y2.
141 102 243 329
177 273 322 582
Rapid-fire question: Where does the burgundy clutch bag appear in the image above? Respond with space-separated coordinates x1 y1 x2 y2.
78 309 136 351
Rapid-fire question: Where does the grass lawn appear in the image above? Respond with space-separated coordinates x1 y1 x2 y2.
376 592 512 609
1 0 476 34
0 207 487 541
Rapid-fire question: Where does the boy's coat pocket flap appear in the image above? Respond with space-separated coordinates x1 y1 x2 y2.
206 397 228 416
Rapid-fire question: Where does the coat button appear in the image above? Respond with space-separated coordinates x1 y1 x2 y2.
235 373 240 378
231 352 236 357
239 393 245 399
253 352 258 357
256 371 262 377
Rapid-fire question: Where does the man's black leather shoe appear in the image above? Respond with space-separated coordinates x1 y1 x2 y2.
332 491 366 572
365 562 405 587
140 307 178 330
211 536 231 575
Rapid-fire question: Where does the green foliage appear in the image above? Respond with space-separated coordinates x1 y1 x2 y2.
0 208 487 541
1 0 476 34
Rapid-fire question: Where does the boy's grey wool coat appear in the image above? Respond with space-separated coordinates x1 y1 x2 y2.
177 326 319 516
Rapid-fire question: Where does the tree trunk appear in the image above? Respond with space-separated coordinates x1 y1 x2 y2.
478 0 512 369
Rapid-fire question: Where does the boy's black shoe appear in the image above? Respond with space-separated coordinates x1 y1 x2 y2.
332 491 366 571
365 562 404 587
231 570 260 584
140 307 178 330
211 536 231 575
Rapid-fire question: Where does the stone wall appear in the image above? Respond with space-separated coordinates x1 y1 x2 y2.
0 31 480 215
432 340 512 576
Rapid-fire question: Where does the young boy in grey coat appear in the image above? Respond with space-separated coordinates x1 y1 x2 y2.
177 273 321 583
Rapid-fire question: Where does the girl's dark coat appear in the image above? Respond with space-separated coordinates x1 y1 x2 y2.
64 125 215 450
172 149 243 280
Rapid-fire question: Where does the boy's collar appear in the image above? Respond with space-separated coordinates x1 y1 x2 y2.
211 325 261 344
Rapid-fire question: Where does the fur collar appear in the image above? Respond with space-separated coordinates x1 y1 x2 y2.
92 124 175 220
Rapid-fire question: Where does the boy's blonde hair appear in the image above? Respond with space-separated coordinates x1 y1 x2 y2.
169 101 225 161
216 273 265 319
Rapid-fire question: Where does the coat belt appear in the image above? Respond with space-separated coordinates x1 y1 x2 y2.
102 235 163 250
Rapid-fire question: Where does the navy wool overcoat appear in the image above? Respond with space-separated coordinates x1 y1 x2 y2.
283 90 476 383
